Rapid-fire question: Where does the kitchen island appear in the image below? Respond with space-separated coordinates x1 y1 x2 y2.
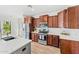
0 37 31 54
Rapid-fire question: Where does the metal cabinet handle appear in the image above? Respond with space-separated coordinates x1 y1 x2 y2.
22 47 26 52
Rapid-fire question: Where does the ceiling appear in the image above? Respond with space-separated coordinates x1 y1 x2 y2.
0 5 74 16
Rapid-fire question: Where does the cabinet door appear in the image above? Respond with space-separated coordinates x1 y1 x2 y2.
63 6 79 29
68 7 77 29
52 35 59 48
71 41 79 54
60 39 72 54
40 15 48 22
32 33 38 42
52 16 58 28
58 11 64 28
76 6 79 28
35 18 40 27
47 35 53 45
22 43 31 54
12 43 31 54
64 10 69 28
48 16 53 28
33 19 37 27
40 16 43 22
35 33 38 42
43 15 48 22
32 33 35 41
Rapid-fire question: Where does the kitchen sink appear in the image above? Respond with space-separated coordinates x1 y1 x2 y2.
61 32 70 36
1 36 15 41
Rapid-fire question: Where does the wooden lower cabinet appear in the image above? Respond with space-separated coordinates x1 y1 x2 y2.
32 33 38 42
60 39 72 54
47 35 53 45
60 39 79 54
47 35 59 48
52 35 59 48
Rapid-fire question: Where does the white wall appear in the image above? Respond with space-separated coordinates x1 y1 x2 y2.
33 11 57 18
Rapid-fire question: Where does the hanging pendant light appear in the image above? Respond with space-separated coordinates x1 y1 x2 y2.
27 5 34 11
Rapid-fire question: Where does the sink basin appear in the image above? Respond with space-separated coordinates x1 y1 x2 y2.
1 36 15 41
61 32 70 36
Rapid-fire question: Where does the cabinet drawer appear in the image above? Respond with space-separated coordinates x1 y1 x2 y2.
12 43 31 54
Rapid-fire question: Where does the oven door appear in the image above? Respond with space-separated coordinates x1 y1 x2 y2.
38 33 47 45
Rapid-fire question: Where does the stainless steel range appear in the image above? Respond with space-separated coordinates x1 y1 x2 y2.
38 22 49 45
38 33 48 45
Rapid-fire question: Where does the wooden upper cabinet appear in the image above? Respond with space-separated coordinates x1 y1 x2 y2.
48 16 58 28
58 9 69 28
48 16 53 27
63 9 69 28
68 6 79 29
43 15 48 22
35 18 40 27
58 6 79 29
52 16 58 28
32 18 40 27
58 10 65 28
68 7 76 29
24 16 32 24
40 15 48 22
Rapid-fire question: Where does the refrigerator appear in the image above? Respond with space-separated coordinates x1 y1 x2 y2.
23 23 30 39
0 22 1 39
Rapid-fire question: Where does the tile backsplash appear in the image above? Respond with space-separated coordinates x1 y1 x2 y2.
49 28 79 37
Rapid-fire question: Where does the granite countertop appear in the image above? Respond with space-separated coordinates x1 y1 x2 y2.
0 37 31 54
59 35 79 41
